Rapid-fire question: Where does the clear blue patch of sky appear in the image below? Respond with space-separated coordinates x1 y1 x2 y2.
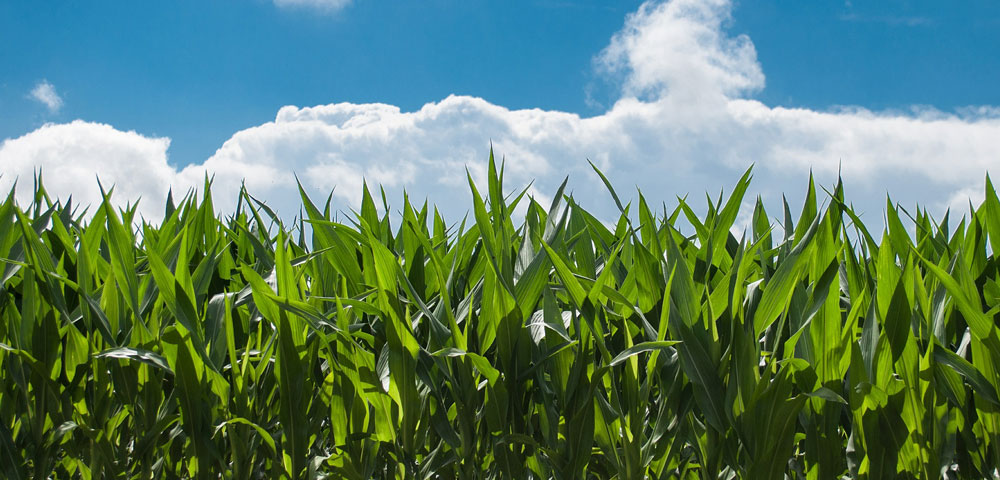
1 0 998 168
732 0 1000 110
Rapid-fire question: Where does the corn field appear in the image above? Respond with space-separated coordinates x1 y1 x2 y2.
3 153 1000 479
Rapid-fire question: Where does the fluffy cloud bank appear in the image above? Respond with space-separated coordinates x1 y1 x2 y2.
2 0 999 225
0 121 174 213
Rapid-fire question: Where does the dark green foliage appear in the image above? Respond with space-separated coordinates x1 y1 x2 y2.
2 155 1000 478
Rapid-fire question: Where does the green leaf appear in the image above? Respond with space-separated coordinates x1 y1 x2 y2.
95 347 172 374
934 346 1000 407
607 341 680 368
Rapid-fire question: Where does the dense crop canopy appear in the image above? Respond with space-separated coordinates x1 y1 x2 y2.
3 152 1000 478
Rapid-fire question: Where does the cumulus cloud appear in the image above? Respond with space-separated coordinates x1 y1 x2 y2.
598 0 764 103
2 0 999 226
272 0 351 13
0 121 180 218
29 80 63 113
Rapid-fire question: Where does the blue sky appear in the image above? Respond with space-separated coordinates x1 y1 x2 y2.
2 0 643 164
2 0 1000 223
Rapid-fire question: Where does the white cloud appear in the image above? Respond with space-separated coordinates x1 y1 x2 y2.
2 0 999 226
598 0 764 103
0 121 178 219
272 0 351 13
29 80 63 113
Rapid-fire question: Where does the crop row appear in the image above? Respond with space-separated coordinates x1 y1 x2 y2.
2 154 1000 478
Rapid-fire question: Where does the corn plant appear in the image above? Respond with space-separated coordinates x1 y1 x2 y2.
3 153 1000 479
